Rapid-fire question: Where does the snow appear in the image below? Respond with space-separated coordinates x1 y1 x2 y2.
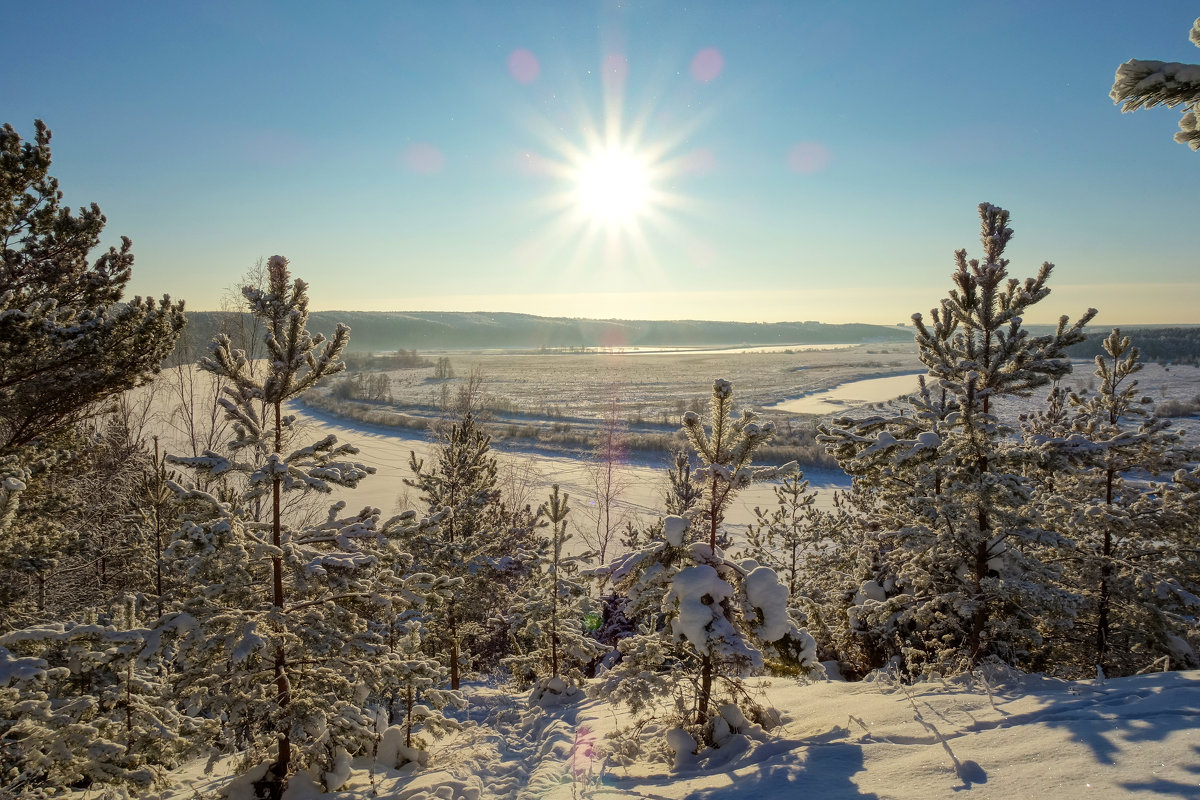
377 727 430 769
663 515 688 547
665 727 699 769
153 668 1200 799
667 564 735 655
743 565 791 642
528 676 586 708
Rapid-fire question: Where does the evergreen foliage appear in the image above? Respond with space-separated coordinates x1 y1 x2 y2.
0 414 161 627
1111 17 1200 150
0 602 200 794
592 380 817 749
0 121 184 528
821 203 1095 676
375 621 466 763
160 257 443 797
403 412 538 689
503 485 606 692
1025 329 1199 675
740 473 856 664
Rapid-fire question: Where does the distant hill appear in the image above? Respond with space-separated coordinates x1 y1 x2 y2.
176 310 915 354
1067 326 1200 366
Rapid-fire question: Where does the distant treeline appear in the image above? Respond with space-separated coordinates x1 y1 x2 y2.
1069 327 1200 366
343 349 432 370
174 310 914 354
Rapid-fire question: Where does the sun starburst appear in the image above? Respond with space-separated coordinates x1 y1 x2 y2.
513 51 713 291
573 147 652 226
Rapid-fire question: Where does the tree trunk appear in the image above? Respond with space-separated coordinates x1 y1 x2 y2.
448 604 460 690
268 399 290 795
1096 467 1115 673
697 655 713 728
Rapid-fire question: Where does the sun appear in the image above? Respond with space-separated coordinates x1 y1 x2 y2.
514 55 703 280
573 148 652 226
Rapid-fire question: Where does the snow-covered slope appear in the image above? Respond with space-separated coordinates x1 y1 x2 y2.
165 668 1200 800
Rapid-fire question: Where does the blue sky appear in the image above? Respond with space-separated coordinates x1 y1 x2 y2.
7 1 1198 325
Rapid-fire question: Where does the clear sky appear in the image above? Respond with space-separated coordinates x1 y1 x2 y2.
6 1 1198 326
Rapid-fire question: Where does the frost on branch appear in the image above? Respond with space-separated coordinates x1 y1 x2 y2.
1111 17 1200 150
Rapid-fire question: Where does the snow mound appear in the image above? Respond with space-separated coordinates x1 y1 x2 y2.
663 515 688 547
528 675 585 707
667 564 734 655
378 726 430 769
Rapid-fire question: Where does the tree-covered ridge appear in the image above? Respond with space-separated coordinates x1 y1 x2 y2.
176 310 913 354
1069 326 1200 366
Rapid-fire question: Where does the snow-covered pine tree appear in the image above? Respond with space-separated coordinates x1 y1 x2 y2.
742 473 821 600
0 411 164 626
403 412 536 688
503 485 606 698
0 601 201 794
1026 329 1198 675
822 204 1095 676
160 256 440 797
135 438 181 620
371 621 466 769
0 120 184 529
1164 462 1200 657
818 374 966 673
739 472 855 664
664 449 704 519
1111 16 1200 150
592 380 817 750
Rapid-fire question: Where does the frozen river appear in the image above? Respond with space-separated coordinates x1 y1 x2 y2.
768 372 924 415
289 401 849 542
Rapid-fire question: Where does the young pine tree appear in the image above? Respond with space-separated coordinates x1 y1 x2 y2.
504 485 606 697
592 380 817 750
372 621 466 768
1026 330 1197 675
403 412 537 688
162 257 440 797
822 204 1095 676
740 473 855 663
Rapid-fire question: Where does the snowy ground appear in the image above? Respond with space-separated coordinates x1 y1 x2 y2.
164 667 1200 800
288 401 851 532
354 343 922 420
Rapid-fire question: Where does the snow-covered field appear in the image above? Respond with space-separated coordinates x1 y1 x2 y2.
289 400 850 529
165 667 1200 800
288 354 1200 538
349 343 923 422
